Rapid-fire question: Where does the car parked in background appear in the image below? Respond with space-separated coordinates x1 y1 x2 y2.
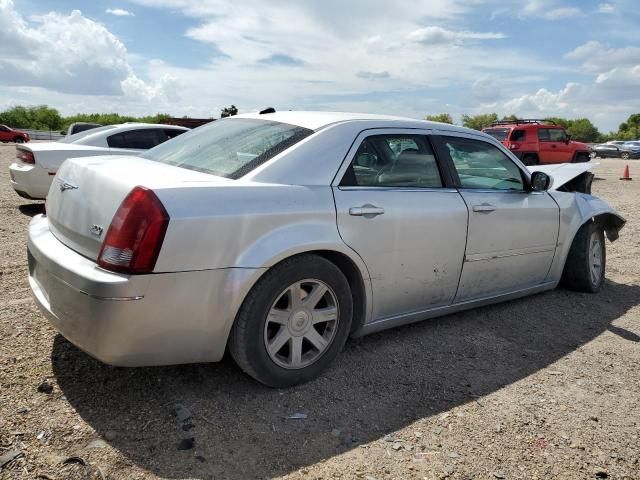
27 111 625 387
62 122 101 137
0 124 30 143
591 142 640 160
482 119 591 166
9 123 188 199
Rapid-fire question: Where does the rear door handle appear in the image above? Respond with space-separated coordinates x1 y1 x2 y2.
349 205 385 217
472 204 496 213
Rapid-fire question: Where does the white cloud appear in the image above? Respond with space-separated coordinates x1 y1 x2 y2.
106 8 134 16
598 3 614 13
492 67 640 132
0 0 176 103
543 7 583 20
494 0 584 21
565 41 640 73
408 26 505 45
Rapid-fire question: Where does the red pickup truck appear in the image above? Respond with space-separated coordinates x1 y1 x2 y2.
483 119 591 166
0 125 30 143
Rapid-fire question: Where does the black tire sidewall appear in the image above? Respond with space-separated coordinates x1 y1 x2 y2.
587 226 606 292
231 256 353 387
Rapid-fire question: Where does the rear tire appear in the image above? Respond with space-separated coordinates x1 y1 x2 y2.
229 254 353 387
561 222 605 293
574 153 590 163
522 154 538 166
621 152 630 160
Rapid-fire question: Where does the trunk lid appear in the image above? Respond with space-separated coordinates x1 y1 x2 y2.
47 155 230 260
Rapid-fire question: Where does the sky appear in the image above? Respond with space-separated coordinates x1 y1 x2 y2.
1 0 639 132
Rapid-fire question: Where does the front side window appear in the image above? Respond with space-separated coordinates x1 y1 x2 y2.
142 118 313 179
444 136 524 191
341 134 443 188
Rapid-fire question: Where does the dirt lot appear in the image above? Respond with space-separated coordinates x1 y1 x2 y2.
0 145 639 480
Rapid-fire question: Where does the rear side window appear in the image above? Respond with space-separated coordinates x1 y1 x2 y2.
141 118 313 179
108 129 169 149
510 129 526 141
166 128 187 139
341 134 443 188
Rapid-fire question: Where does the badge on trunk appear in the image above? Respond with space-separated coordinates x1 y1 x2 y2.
58 179 78 192
90 224 104 237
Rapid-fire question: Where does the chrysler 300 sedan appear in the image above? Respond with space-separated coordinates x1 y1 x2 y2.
28 111 625 387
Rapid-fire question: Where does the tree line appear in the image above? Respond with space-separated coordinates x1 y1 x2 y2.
425 112 640 143
1 104 638 143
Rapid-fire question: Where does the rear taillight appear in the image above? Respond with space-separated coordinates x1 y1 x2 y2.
98 186 169 274
16 148 34 164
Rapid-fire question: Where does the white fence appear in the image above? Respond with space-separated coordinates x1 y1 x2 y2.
19 129 65 141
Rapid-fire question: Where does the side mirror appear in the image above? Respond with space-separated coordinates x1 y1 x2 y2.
565 135 571 144
530 171 551 192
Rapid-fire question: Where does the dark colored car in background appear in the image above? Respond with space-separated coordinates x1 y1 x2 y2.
0 124 30 143
591 143 640 160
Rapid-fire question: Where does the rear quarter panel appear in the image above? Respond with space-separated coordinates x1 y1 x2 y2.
154 184 369 272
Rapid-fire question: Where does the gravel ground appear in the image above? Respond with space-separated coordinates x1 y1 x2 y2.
0 144 639 480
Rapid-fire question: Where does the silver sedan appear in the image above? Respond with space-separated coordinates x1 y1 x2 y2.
27 111 625 387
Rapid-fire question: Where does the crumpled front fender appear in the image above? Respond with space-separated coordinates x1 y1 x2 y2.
546 191 626 282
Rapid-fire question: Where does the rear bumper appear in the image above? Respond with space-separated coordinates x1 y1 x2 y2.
28 214 263 366
9 162 51 200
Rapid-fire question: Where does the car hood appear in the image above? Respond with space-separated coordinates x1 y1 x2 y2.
528 162 596 191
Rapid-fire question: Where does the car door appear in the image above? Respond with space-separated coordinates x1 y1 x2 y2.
332 130 468 321
537 128 565 163
433 134 560 301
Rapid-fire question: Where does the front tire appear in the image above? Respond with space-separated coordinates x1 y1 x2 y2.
621 152 630 160
229 254 353 387
574 153 590 163
14 137 24 144
522 154 538 166
561 222 605 293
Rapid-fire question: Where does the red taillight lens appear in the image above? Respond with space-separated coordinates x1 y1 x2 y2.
16 148 35 164
98 186 169 274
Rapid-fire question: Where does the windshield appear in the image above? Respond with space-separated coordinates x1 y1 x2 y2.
141 118 314 179
483 128 510 141
58 125 117 144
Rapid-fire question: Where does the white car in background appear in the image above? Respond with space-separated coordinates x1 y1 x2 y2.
9 123 188 200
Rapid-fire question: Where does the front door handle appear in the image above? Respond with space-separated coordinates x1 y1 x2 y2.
472 204 496 213
349 205 385 217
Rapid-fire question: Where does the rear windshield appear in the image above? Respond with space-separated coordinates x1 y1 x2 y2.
483 128 510 141
141 118 313 179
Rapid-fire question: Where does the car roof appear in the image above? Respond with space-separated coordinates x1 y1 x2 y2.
235 110 472 133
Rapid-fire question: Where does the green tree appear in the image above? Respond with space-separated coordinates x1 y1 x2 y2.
501 114 519 122
617 113 640 140
461 113 498 130
566 118 601 143
425 113 453 124
220 105 238 118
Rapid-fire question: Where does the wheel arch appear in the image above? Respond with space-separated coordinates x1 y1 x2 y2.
227 246 372 346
